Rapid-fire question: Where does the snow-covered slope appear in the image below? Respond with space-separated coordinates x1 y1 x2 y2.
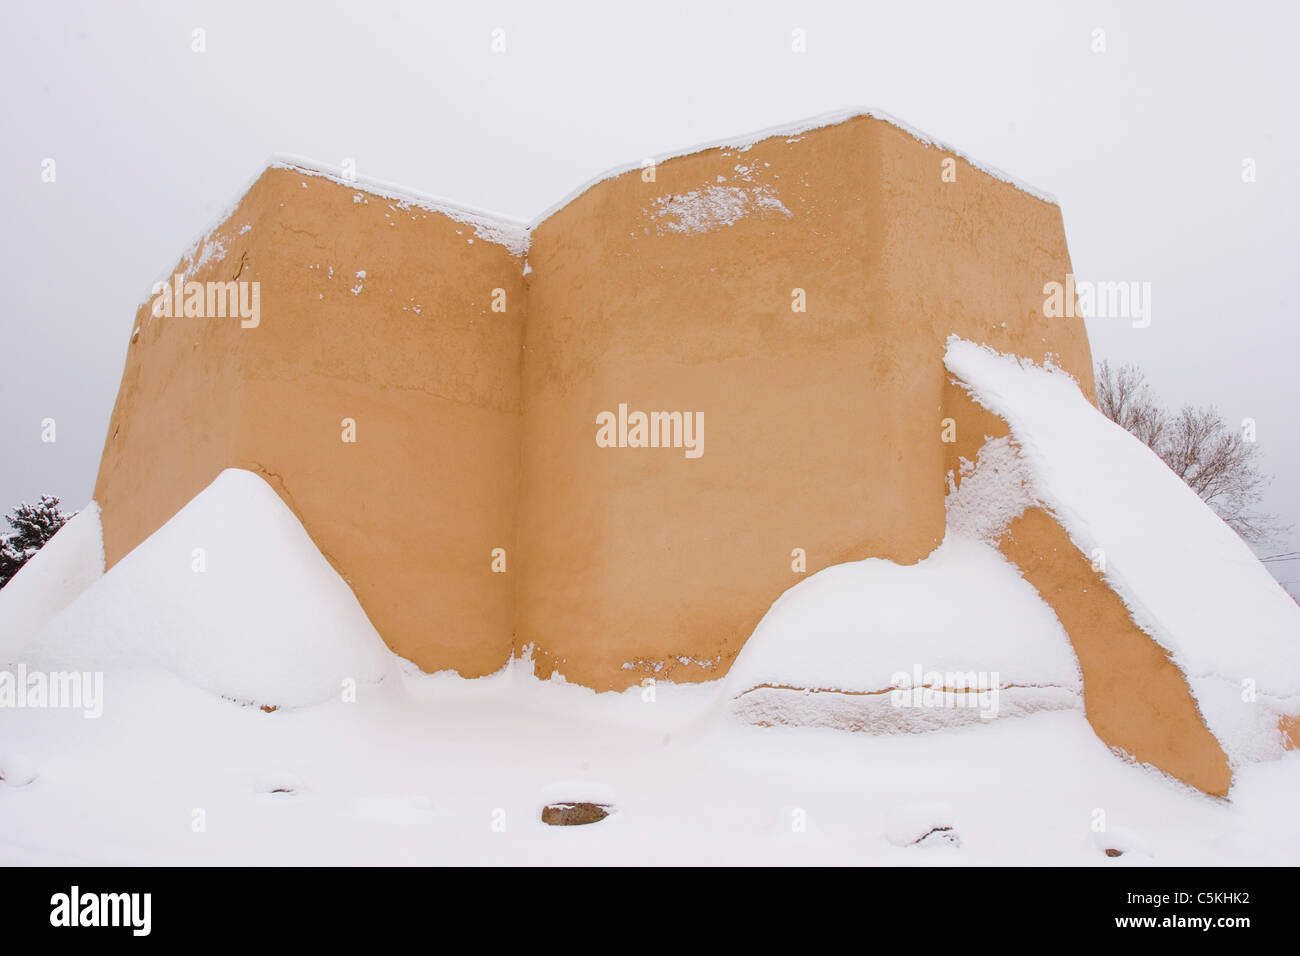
945 338 1300 761
723 535 1082 731
5 655 1296 865
0 503 104 663
23 469 390 708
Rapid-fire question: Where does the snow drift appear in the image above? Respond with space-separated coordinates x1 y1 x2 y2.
945 337 1300 762
21 469 390 708
0 503 105 662
723 535 1083 732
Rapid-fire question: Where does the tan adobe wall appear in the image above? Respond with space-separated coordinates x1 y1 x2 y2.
95 114 1094 693
94 167 525 679
519 115 1094 688
999 506 1233 796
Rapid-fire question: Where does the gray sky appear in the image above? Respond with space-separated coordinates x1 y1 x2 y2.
2 0 1296 581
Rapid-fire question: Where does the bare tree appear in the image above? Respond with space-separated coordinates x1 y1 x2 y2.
1095 360 1286 544
1095 360 1167 447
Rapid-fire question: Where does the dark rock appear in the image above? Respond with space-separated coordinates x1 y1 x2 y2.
541 802 612 826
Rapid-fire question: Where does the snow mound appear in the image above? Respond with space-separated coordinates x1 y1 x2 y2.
0 752 38 787
0 503 105 662
945 338 1300 761
723 536 1082 731
23 469 390 708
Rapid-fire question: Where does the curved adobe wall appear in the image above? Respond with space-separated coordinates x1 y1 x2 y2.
94 167 524 679
519 115 1094 689
1000 506 1232 795
95 114 1095 693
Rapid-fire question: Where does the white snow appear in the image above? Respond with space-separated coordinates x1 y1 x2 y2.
177 235 227 282
1090 823 1152 860
271 155 531 258
141 107 1054 303
253 769 304 795
530 106 1058 229
722 535 1082 732
646 183 791 235
0 752 38 787
18 469 390 709
945 337 1300 762
4 372 1297 861
538 780 616 808
944 436 1034 541
719 434 1084 734
4 656 1295 864
884 799 959 847
0 503 104 662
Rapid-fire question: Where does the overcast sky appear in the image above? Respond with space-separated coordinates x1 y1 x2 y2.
2 0 1296 579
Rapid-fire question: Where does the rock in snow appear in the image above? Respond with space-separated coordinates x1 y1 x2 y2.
1091 824 1152 861
541 803 613 827
539 781 616 826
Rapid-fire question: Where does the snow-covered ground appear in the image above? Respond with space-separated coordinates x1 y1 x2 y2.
2 448 1298 865
4 657 1299 866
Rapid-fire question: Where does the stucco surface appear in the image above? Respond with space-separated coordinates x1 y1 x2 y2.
97 114 1096 690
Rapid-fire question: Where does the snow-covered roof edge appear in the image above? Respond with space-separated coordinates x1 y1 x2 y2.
528 106 1058 228
137 108 1057 306
270 155 531 257
272 109 1058 247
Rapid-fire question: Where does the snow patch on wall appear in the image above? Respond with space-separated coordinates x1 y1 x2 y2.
945 436 1034 542
646 183 791 235
178 234 227 282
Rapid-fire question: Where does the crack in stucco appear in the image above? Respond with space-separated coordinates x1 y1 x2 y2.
242 460 353 585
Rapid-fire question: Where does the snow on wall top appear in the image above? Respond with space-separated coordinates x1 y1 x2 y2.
146 108 1056 296
944 337 1300 756
270 155 531 257
531 106 1058 229
278 109 1058 246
